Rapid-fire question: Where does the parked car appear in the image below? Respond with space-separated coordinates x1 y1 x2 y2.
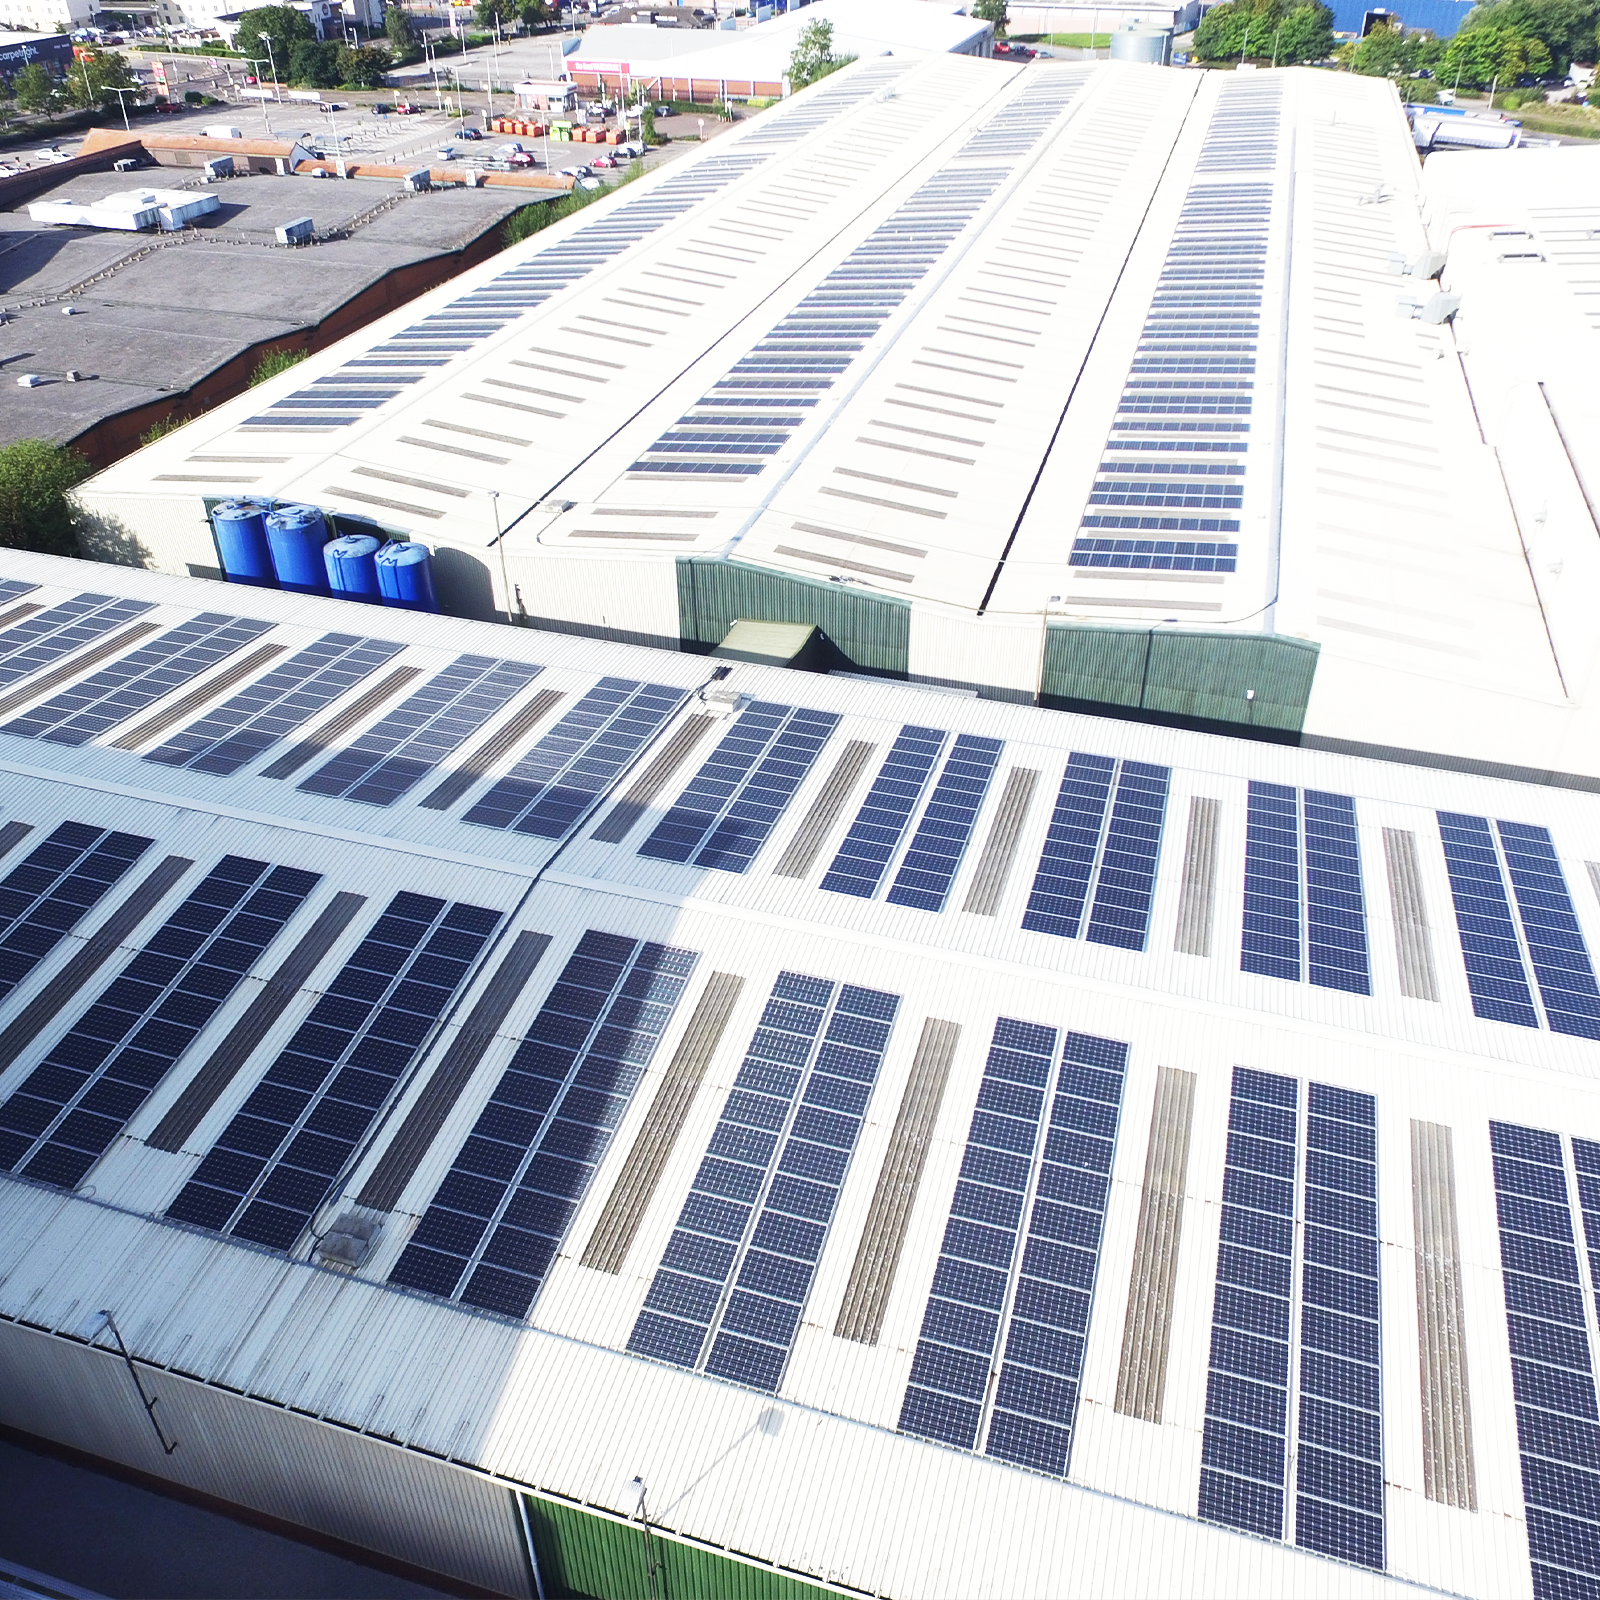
618 140 645 158
574 174 602 190
592 152 617 167
455 125 483 139
504 148 535 166
370 102 391 114
559 163 593 177
436 144 456 160
497 140 524 154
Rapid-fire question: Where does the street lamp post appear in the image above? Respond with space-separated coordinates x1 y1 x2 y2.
323 101 346 174
262 31 280 99
242 55 274 133
106 83 136 129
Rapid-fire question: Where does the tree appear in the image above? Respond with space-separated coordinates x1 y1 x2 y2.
384 1 417 56
336 43 389 86
1195 0 1336 58
787 17 853 88
1439 21 1552 83
474 0 502 26
1193 0 1281 59
516 0 552 27
972 0 1009 37
0 440 88 558
63 48 139 112
13 63 55 116
233 6 316 80
289 39 341 86
1338 20 1441 74
1272 2 1336 61
1458 0 1598 69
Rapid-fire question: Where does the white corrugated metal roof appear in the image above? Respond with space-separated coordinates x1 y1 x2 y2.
72 58 1600 785
0 549 1599 1595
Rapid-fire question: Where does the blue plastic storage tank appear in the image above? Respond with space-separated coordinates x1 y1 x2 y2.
265 504 332 595
324 534 382 603
211 500 275 589
374 541 439 613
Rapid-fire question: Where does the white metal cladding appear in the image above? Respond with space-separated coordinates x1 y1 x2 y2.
5 549 1600 1594
0 1317 532 1597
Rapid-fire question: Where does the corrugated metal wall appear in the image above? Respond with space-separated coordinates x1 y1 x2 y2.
0 1319 532 1599
1041 624 1320 733
675 560 911 678
522 1496 844 1600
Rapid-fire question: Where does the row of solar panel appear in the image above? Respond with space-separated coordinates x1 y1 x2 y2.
627 74 1095 480
1069 80 1281 574
3 592 1597 1032
243 67 912 430
0 808 1589 1599
0 595 693 837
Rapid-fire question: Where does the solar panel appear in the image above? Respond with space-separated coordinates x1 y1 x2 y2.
0 855 320 1190
1295 1084 1383 1570
0 593 154 688
637 702 841 873
1497 823 1600 1040
1021 755 1171 949
884 735 1003 912
629 163 1017 477
166 892 502 1250
143 633 406 776
898 1020 1126 1476
1 613 275 745
461 678 686 838
1200 1066 1297 1541
1083 763 1172 950
819 726 949 898
1494 1123 1599 1600
1438 812 1541 1028
390 930 699 1318
1239 783 1368 992
0 821 152 1002
299 654 543 808
628 974 899 1391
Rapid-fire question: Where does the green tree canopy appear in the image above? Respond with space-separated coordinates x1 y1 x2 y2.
0 440 87 558
787 17 853 88
1440 21 1553 82
1193 0 1332 60
972 0 1009 36
13 62 56 115
63 48 138 111
384 2 416 55
234 5 316 79
1459 0 1597 67
289 38 340 86
336 43 389 86
1336 20 1442 74
515 0 551 25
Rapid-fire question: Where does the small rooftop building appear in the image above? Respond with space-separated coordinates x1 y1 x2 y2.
0 547 1598 1598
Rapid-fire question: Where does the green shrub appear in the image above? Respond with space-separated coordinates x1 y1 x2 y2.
0 440 89 557
250 348 307 386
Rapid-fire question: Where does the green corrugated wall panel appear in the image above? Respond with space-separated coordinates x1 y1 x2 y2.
676 558 910 677
522 1496 848 1600
1039 625 1148 710
1042 624 1319 733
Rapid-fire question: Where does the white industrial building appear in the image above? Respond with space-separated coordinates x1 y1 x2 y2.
0 545 1599 1598
566 0 994 98
73 54 1600 791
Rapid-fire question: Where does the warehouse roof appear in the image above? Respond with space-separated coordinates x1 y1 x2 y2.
72 57 1600 784
1 550 1599 1596
0 169 528 455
